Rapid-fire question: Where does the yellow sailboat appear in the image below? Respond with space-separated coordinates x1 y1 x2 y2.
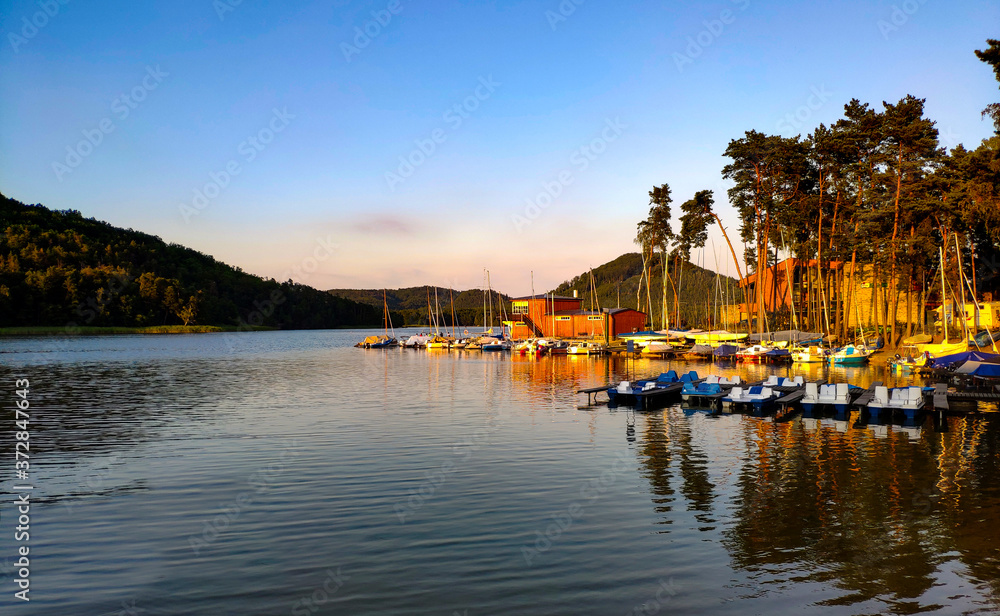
903 333 966 357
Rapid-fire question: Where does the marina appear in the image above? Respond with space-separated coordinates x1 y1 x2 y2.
4 328 1000 614
4 3 998 613
367 324 1000 424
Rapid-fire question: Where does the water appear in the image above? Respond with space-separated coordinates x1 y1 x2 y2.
1 329 999 615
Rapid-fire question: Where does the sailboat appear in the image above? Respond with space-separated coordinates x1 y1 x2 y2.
424 287 452 349
357 289 398 348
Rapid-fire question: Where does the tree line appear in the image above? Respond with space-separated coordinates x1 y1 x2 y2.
0 194 381 329
635 39 1000 345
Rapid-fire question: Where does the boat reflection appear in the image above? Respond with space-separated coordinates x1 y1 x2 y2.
630 403 1000 611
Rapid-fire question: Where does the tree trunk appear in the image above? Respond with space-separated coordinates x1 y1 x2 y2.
905 225 915 339
919 270 927 335
846 226 860 338
806 261 813 330
758 212 772 335
870 265 878 333
637 250 645 312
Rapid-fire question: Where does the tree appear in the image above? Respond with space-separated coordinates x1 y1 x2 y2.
723 131 810 334
835 100 884 338
879 95 940 345
975 38 1000 134
636 184 674 327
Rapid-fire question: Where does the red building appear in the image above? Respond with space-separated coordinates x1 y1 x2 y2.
505 295 646 340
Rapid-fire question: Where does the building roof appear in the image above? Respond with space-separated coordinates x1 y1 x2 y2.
605 307 642 315
550 308 645 316
511 294 580 301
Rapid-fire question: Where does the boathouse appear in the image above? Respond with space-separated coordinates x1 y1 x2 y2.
505 294 646 340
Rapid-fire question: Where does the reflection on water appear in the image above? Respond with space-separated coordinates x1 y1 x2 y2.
1 331 998 614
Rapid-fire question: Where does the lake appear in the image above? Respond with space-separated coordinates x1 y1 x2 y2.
1 329 999 615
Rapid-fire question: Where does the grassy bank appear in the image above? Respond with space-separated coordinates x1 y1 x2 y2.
0 325 276 336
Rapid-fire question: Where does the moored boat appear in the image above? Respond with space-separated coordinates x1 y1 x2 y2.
791 345 828 364
762 347 792 363
712 344 741 361
736 344 771 363
829 344 873 365
800 382 853 415
686 330 748 345
357 334 397 348
682 344 714 361
567 341 605 355
402 334 431 348
641 340 674 355
425 335 452 349
480 337 511 351
723 385 779 414
540 339 569 355
680 375 740 403
866 385 926 420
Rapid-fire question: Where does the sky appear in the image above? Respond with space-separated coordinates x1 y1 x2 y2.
1 0 998 296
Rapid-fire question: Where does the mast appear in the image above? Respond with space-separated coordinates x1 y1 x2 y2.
779 229 798 330
713 244 722 334
940 245 949 344
383 288 394 338
486 270 494 331
954 233 968 342
450 287 457 337
434 286 441 335
427 286 433 333
554 291 559 338
661 248 667 330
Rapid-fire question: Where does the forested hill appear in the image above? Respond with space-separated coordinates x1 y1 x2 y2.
328 287 510 328
554 252 740 328
0 194 381 329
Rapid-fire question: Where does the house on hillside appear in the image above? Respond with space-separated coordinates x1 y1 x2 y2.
505 293 645 340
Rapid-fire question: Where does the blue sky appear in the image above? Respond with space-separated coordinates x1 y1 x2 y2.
1 0 998 295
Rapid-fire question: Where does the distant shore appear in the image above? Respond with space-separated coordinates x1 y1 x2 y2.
0 325 277 336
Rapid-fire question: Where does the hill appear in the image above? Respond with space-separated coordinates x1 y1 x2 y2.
0 194 381 329
328 287 510 328
554 252 741 329
330 253 741 331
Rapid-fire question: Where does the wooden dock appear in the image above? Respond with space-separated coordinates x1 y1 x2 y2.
930 384 1000 411
577 384 609 406
775 389 805 410
850 381 882 410
580 378 1000 415
634 382 683 411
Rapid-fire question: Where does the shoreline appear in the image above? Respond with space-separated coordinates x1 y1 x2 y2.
0 325 278 336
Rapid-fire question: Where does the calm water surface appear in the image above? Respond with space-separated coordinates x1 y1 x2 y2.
1 329 999 615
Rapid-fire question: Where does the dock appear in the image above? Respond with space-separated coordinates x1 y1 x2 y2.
850 381 882 410
634 382 683 411
930 384 1000 411
580 377 1000 416
577 384 609 406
